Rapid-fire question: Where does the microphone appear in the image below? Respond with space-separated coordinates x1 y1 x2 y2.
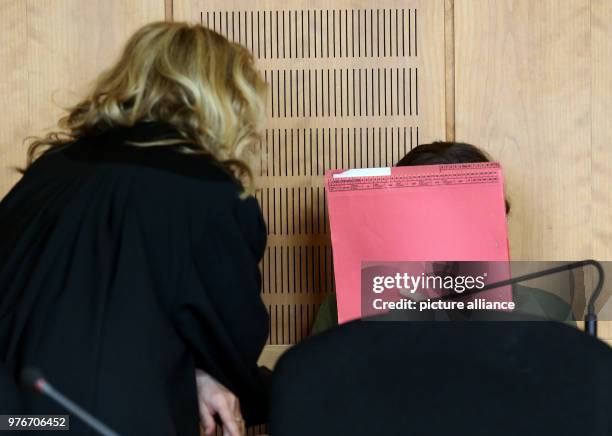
20 368 120 436
437 260 605 337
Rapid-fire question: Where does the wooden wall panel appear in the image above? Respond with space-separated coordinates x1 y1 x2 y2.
174 0 447 345
454 0 592 261
591 0 612 339
0 1 29 197
592 0 612 263
0 0 165 197
454 0 612 339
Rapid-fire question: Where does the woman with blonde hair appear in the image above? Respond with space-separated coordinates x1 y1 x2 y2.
0 22 269 436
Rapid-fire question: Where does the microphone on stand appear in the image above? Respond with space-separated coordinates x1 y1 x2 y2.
437 260 605 337
20 368 120 436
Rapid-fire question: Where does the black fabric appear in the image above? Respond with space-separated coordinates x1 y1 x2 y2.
0 362 19 412
271 320 612 436
0 363 19 436
0 123 270 435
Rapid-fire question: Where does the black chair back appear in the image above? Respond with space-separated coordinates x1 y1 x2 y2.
271 320 612 436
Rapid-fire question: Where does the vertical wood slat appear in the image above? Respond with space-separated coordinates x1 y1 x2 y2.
444 0 455 141
203 8 418 60
165 0 174 21
592 0 612 263
591 0 612 339
264 67 417 118
257 127 416 178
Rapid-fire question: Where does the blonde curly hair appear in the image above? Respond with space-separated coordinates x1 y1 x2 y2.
26 21 268 195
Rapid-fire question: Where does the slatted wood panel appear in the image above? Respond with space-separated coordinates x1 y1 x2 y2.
174 0 447 347
0 0 165 196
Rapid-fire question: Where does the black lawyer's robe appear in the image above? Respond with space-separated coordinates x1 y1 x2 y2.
0 123 270 435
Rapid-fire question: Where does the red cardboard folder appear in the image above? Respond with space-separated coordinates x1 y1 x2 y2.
325 163 511 323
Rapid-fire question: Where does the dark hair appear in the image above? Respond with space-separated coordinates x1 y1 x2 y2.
396 141 510 214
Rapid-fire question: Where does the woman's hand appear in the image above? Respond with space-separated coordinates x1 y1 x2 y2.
195 369 245 436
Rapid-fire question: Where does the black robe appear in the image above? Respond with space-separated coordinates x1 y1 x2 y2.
0 123 270 435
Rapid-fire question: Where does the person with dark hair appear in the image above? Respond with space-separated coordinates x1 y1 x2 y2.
396 141 491 166
396 141 511 213
311 142 574 335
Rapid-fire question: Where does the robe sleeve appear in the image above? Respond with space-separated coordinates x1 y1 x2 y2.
174 191 270 425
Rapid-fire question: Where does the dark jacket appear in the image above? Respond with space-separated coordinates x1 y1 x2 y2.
273 320 612 436
0 122 269 435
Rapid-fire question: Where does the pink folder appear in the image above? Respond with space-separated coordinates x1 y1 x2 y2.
326 163 510 323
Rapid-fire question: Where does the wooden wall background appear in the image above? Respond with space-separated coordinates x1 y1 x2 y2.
0 0 165 195
1 1 611 434
1 0 611 369
173 0 446 347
